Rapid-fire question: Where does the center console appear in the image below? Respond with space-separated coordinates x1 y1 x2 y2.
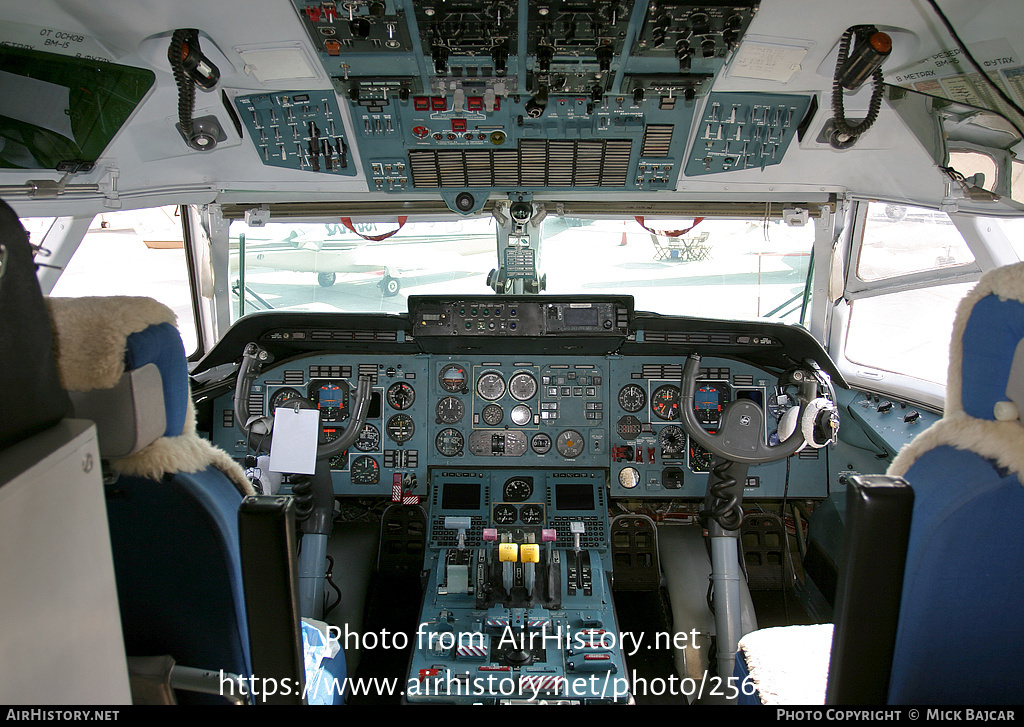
406 467 630 704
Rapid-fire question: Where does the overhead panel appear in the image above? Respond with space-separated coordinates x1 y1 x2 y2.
260 0 809 193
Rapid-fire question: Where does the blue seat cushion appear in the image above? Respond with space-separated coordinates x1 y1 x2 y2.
889 445 1024 704
105 466 250 704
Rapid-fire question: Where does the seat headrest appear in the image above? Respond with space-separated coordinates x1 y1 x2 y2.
0 199 73 452
946 262 1024 423
889 262 1024 482
48 296 254 495
47 297 185 457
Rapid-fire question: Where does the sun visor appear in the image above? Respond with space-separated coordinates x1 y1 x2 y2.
0 47 154 171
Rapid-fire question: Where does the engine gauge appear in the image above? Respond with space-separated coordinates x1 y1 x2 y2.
481 403 503 426
556 429 585 459
493 504 517 525
520 504 544 525
385 413 415 443
509 371 538 401
476 371 506 401
618 383 647 413
503 477 534 502
436 396 465 424
386 381 415 410
350 455 379 484
354 423 380 452
435 428 464 457
651 384 681 421
618 467 641 489
439 363 468 393
531 433 552 455
658 424 686 457
510 404 532 426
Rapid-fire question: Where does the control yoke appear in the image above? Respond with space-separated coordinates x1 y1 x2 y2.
233 341 373 458
680 354 817 465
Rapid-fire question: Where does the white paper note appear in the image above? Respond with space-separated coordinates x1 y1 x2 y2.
268 407 320 475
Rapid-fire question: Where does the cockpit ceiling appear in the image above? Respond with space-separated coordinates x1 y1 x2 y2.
0 0 1022 214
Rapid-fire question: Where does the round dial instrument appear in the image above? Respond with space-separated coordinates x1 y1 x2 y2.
350 455 379 484
556 429 585 459
618 467 641 489
439 363 468 393
520 504 544 525
510 404 532 426
386 381 415 410
651 384 681 421
493 504 517 525
658 424 686 456
476 371 506 401
385 414 415 443
689 436 715 473
436 396 465 424
354 423 380 452
435 428 464 457
270 387 307 413
531 433 552 455
509 371 538 401
329 450 348 470
481 403 503 426
503 477 534 502
618 383 647 413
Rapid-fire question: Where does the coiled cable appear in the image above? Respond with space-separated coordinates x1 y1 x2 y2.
831 26 885 146
703 458 744 531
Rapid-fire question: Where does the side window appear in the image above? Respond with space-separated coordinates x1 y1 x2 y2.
47 206 199 355
843 202 979 386
844 283 973 385
855 202 974 282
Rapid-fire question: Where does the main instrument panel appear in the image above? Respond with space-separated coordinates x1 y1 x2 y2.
209 298 831 502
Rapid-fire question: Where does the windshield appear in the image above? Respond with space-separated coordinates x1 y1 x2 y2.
228 215 814 324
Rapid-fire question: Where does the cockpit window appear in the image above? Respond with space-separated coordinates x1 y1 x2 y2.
228 215 814 325
855 202 975 282
44 207 198 355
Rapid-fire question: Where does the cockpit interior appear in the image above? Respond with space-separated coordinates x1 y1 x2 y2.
1 0 1023 707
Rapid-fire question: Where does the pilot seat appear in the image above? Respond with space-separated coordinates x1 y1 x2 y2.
47 295 345 704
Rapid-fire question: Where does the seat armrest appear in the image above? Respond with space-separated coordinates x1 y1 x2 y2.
826 475 914 704
239 495 306 705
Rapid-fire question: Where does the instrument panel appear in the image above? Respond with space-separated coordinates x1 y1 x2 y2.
211 349 828 501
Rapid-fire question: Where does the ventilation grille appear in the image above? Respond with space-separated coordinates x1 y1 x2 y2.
644 331 733 345
641 363 684 380
798 448 820 460
308 329 399 342
283 370 305 385
641 124 674 157
409 139 632 189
